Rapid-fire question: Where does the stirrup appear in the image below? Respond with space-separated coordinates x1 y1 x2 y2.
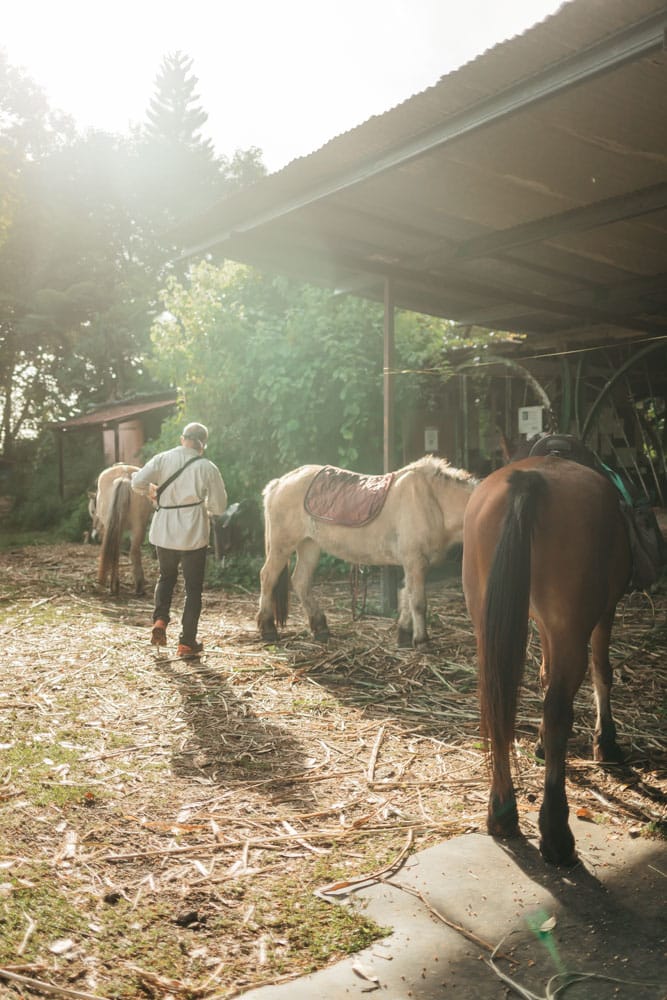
151 620 167 646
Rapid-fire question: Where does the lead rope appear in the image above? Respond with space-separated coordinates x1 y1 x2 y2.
349 564 368 620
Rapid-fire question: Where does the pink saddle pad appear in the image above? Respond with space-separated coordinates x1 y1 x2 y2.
304 466 395 527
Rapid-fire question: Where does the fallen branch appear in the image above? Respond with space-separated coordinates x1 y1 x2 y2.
381 878 511 962
315 828 414 897
367 724 386 782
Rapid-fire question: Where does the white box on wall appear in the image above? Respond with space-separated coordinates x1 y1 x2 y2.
518 406 543 437
424 427 439 452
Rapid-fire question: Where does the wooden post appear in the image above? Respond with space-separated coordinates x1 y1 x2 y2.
57 431 65 500
381 277 398 615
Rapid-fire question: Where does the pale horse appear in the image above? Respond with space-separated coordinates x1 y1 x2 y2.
89 464 153 596
257 456 477 646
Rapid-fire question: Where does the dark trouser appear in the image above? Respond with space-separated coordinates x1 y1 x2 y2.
153 545 208 646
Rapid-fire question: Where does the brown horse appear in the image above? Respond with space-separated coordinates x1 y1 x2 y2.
462 456 631 865
258 456 477 646
91 464 153 596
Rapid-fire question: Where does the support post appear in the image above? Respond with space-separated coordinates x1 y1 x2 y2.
57 431 65 500
381 277 398 615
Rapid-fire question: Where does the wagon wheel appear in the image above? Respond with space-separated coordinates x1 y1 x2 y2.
579 341 667 505
454 354 555 468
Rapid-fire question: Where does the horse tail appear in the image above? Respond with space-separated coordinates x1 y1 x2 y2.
98 476 132 589
272 565 290 627
479 469 547 756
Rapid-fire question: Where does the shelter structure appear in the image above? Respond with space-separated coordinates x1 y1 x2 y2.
51 394 177 498
178 0 667 498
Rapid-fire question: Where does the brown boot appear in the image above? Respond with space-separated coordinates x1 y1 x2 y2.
177 641 203 658
151 619 167 646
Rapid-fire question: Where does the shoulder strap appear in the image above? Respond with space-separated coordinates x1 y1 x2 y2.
156 455 205 503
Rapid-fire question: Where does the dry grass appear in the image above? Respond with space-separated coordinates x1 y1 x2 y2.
0 543 664 999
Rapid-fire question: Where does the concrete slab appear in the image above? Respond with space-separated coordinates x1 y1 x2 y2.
238 817 666 999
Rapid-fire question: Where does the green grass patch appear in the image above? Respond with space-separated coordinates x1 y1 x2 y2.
0 866 89 964
641 819 666 840
0 734 97 809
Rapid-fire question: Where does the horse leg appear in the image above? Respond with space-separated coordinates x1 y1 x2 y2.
110 562 120 596
484 659 520 841
534 624 552 760
397 585 413 647
257 549 290 641
402 560 429 648
96 549 106 587
292 539 329 641
129 533 145 596
590 611 624 762
538 643 587 865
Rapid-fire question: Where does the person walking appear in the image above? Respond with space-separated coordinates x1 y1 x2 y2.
131 422 228 657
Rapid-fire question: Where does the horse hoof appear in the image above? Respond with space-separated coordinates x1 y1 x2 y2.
539 838 578 867
314 630 330 644
534 739 545 761
487 796 520 838
593 741 624 764
397 628 413 648
260 629 279 644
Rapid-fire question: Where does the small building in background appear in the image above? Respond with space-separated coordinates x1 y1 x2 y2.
51 394 178 498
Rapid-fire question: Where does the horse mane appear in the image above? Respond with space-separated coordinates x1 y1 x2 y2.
406 454 478 485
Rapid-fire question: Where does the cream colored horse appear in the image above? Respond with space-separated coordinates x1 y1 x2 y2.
90 464 153 596
257 456 477 646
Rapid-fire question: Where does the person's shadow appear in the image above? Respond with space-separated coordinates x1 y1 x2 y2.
153 653 317 813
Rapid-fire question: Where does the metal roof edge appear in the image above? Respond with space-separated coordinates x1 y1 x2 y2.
180 3 667 261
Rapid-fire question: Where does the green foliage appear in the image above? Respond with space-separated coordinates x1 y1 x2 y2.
148 261 484 504
206 552 264 592
1 48 488 519
150 262 391 500
0 49 266 466
7 430 100 535
145 51 212 151
139 51 265 231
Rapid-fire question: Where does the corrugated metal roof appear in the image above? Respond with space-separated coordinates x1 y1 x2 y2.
180 0 667 351
53 396 177 430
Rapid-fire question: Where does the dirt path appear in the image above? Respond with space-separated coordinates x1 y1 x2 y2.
0 544 664 998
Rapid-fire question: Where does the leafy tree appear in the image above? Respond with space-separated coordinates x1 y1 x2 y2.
148 262 389 497
147 260 463 509
0 126 172 457
0 56 79 456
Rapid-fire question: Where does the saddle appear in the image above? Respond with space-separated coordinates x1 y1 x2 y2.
304 466 395 527
527 433 598 469
528 433 667 590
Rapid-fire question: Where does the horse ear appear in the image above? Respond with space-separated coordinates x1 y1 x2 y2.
88 491 96 499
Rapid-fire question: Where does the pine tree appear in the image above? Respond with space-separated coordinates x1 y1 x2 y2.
145 51 215 157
